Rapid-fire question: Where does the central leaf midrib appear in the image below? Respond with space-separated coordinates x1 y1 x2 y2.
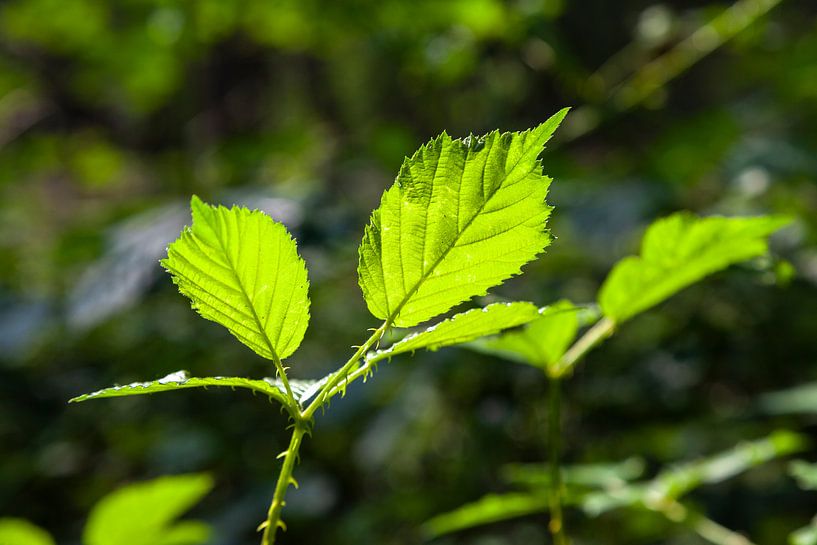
387 138 535 323
213 214 283 363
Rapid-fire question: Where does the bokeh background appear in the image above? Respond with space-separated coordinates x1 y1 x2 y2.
2 0 817 543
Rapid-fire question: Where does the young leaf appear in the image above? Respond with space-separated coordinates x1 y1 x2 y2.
69 371 290 408
162 196 310 363
358 109 568 328
83 474 213 545
0 518 55 545
422 493 550 539
367 302 541 363
599 213 790 323
469 300 579 371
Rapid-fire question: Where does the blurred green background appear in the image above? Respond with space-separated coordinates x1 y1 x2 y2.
2 0 817 543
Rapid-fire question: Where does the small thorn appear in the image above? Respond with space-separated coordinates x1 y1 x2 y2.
256 521 269 532
276 520 287 531
276 450 288 459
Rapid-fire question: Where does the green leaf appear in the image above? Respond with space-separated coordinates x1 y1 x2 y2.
83 474 213 545
469 300 579 370
358 108 568 328
0 519 55 545
422 493 549 538
790 460 817 491
162 196 310 362
69 370 289 407
599 212 790 323
367 302 541 363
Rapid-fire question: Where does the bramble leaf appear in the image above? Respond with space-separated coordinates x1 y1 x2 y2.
0 518 55 545
367 302 541 363
469 300 579 371
83 474 213 545
69 371 289 407
162 196 310 363
599 213 790 323
358 109 568 328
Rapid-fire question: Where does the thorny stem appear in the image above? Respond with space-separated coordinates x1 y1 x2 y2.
260 423 307 545
548 377 568 545
301 321 390 419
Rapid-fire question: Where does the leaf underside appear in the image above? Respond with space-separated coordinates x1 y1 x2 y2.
358 108 569 328
83 473 213 545
162 196 310 362
469 299 579 370
599 212 790 323
368 301 542 363
69 371 289 406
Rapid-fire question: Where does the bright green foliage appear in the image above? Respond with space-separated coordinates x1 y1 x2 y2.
0 518 55 545
367 302 541 362
599 213 790 323
358 108 568 328
791 461 817 491
69 370 288 406
422 493 550 538
83 474 213 545
469 300 579 372
162 196 310 362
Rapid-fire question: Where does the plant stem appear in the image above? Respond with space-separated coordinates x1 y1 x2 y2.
547 377 568 545
261 423 307 545
551 317 615 378
302 321 389 419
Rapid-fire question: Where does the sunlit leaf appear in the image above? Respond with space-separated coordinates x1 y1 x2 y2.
367 302 541 363
599 213 790 322
0 518 55 545
162 196 310 362
83 474 213 545
468 300 579 370
422 493 549 538
358 109 568 328
69 370 289 407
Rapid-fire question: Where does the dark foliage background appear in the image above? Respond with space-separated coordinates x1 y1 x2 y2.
2 0 817 543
